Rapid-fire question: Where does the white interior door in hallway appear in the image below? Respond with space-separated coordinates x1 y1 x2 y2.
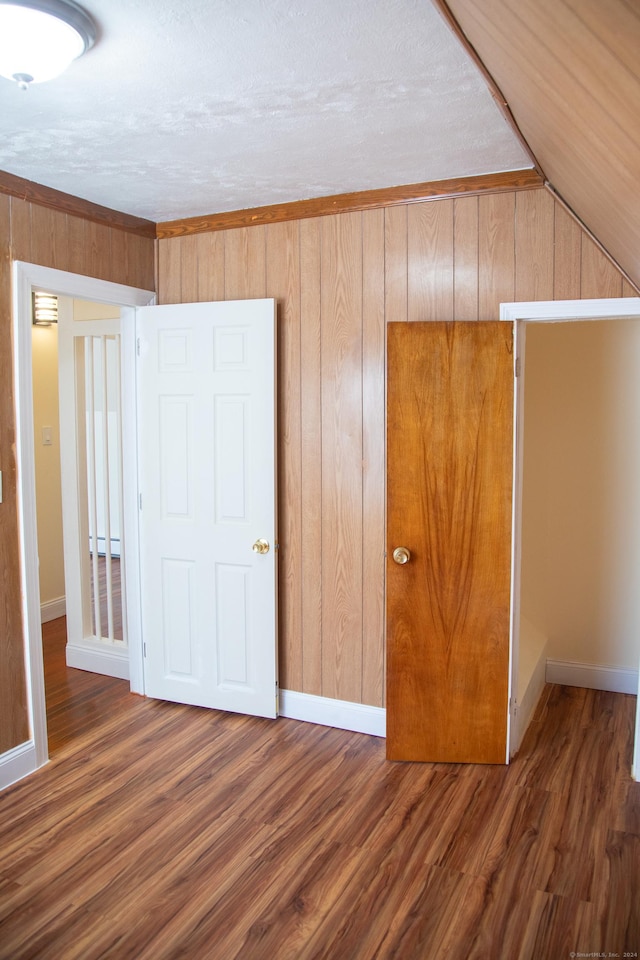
137 299 278 719
58 302 129 679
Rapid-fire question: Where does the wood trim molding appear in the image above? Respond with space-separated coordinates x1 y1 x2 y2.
2 166 544 242
0 169 156 238
156 169 543 238
432 1 544 177
500 298 640 323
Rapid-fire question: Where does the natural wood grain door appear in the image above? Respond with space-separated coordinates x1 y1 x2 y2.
386 321 514 763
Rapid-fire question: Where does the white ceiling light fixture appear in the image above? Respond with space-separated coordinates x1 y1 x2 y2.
0 0 96 89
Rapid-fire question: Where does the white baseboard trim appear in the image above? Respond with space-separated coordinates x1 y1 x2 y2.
41 596 66 623
546 659 639 695
280 689 386 738
0 740 46 792
66 641 130 681
94 537 121 558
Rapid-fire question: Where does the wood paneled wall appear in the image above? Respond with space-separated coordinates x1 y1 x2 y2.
442 0 640 290
157 187 636 708
0 196 154 754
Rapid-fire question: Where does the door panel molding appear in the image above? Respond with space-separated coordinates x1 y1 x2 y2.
137 299 278 719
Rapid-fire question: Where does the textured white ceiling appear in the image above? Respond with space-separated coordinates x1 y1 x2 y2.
0 0 531 222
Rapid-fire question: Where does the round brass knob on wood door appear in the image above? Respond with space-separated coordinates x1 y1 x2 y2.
392 547 411 565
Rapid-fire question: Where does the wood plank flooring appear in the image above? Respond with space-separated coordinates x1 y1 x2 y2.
0 618 638 959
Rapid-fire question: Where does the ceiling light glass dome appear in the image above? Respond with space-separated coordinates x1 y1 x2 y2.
0 0 96 87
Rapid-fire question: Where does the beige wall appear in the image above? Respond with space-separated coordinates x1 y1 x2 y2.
32 300 121 610
73 300 120 322
31 323 64 606
521 320 640 670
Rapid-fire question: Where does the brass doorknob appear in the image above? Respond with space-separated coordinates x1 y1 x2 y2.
392 547 411 565
252 539 270 555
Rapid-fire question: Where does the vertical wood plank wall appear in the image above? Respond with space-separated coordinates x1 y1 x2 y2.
0 197 154 754
157 187 636 709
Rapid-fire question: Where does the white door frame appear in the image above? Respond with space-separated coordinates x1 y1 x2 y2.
12 261 154 774
501 296 640 781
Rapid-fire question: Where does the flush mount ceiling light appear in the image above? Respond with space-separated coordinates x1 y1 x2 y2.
0 0 96 88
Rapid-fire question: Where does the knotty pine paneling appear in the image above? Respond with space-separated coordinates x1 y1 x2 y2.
156 187 634 708
0 197 154 754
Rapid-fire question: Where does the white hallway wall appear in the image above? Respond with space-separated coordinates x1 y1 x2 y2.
31 323 64 610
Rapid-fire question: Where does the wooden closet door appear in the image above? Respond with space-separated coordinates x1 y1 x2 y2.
386 321 514 763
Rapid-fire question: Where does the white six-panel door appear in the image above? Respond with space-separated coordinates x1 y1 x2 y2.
137 299 277 719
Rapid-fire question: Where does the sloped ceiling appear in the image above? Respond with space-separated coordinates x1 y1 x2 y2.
443 0 640 290
0 0 531 223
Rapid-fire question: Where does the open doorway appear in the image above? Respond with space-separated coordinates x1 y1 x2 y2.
32 297 130 752
515 320 640 745
14 261 154 775
521 320 640 690
15 262 279 785
503 297 640 781
33 299 126 662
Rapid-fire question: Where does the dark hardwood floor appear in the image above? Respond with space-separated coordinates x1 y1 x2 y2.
0 617 638 958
